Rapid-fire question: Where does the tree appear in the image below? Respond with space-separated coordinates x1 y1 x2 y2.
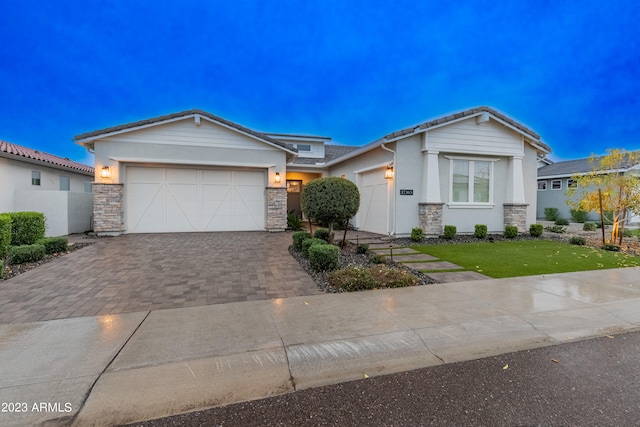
301 177 360 246
566 149 640 245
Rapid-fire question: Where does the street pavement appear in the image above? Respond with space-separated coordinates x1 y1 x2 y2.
125 330 640 426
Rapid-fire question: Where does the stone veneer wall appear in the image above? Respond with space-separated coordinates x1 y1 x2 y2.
266 187 287 232
503 203 528 231
93 183 124 235
419 202 444 236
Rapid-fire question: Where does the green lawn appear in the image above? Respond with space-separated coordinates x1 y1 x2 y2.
413 240 640 278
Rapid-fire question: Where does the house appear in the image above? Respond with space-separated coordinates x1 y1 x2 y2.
0 140 94 236
75 107 550 236
537 153 640 224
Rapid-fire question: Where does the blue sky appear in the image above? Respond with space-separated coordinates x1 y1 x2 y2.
1 0 638 166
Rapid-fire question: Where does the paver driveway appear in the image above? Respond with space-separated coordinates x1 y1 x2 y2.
0 232 321 324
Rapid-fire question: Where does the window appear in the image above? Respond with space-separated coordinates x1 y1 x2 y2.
84 181 92 193
567 179 577 188
451 159 492 203
538 181 547 191
31 171 41 186
551 179 562 190
296 144 311 152
59 176 70 191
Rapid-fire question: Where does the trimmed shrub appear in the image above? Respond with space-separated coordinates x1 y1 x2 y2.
301 238 327 258
292 231 311 251
555 218 570 226
10 212 46 245
37 237 68 254
410 227 424 242
443 225 457 240
287 213 304 231
327 265 419 291
474 224 487 239
583 222 596 231
570 209 588 223
309 244 340 272
0 213 11 259
313 228 332 243
569 236 586 246
529 223 543 237
370 254 387 264
545 225 566 234
9 244 46 265
327 266 377 291
369 265 419 288
356 243 369 254
602 244 621 252
544 207 559 221
504 225 518 238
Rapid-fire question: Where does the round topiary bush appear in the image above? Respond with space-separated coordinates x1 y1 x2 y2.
301 177 360 245
529 223 543 237
474 224 487 239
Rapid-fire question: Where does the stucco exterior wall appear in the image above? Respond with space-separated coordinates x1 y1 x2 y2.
0 156 92 213
14 190 93 236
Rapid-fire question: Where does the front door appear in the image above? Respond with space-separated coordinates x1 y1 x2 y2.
287 180 303 218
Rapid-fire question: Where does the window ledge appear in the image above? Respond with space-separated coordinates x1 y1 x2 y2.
447 203 495 209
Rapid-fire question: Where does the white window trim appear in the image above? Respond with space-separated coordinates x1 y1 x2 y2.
538 180 547 191
31 170 41 186
551 179 562 190
446 157 497 206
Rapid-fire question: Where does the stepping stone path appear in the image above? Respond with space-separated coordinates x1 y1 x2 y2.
366 244 490 283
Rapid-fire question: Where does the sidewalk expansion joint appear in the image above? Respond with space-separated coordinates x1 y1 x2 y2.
69 310 152 426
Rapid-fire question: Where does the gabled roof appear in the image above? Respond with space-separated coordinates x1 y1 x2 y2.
0 140 94 175
290 144 360 165
384 107 551 153
74 109 297 155
325 106 551 167
538 152 640 178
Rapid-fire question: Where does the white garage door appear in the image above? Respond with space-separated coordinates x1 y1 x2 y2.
358 169 389 234
126 166 265 233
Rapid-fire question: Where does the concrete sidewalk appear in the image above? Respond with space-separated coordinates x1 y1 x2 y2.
1 268 639 427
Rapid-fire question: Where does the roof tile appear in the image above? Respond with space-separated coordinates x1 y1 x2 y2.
0 140 94 175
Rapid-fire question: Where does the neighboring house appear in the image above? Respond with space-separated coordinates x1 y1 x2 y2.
0 140 94 236
75 107 551 236
537 154 640 224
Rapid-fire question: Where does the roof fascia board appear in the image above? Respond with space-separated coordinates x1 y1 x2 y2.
76 113 297 156
538 169 630 179
0 151 94 176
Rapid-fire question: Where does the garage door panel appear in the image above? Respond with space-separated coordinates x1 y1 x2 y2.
358 170 388 235
127 166 265 233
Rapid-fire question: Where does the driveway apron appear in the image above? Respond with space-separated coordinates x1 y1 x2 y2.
0 232 321 324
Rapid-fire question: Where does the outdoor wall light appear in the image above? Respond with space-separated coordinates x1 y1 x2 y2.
384 165 394 179
275 172 281 183
100 166 111 179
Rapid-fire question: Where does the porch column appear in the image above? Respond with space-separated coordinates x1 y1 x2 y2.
93 183 124 236
504 155 528 231
419 149 443 235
